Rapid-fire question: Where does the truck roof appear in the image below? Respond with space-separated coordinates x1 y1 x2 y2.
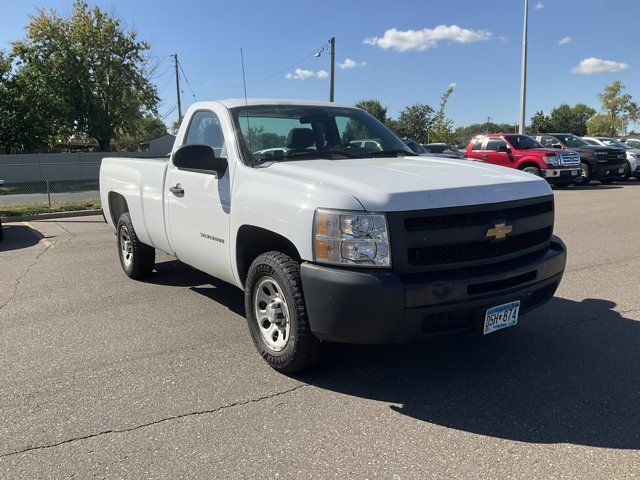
194 98 352 109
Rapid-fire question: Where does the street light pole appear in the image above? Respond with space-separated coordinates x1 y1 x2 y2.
519 0 528 134
329 37 335 102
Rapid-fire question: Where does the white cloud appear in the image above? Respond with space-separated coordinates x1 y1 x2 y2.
285 68 328 80
363 25 492 52
534 2 544 9
570 57 629 74
558 36 572 45
339 58 366 69
498 36 508 43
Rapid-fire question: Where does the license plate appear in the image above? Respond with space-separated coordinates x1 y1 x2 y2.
571 169 578 175
484 301 520 334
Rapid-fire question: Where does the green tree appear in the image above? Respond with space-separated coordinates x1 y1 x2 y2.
394 104 434 143
586 114 622 137
0 50 66 152
529 104 595 135
430 86 455 144
453 122 516 146
113 115 167 151
354 99 388 124
13 1 159 151
530 110 551 133
595 81 637 135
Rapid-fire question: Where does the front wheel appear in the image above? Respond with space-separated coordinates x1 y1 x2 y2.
245 251 322 373
522 166 541 177
116 212 155 279
574 162 591 185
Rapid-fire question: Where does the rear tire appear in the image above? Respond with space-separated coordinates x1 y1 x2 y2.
574 162 591 185
245 251 322 373
116 212 155 279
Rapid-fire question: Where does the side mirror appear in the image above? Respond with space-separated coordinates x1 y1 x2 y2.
552 143 563 149
172 144 228 178
498 145 511 154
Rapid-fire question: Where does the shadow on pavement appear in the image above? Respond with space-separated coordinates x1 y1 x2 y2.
149 259 245 316
298 297 640 450
0 225 50 252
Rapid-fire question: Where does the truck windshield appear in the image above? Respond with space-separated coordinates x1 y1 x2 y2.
599 138 630 149
231 105 415 165
554 134 589 148
504 135 543 150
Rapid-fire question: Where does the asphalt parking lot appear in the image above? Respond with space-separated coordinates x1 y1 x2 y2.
1 182 639 479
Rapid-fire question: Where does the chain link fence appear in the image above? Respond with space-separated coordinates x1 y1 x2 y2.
0 152 157 213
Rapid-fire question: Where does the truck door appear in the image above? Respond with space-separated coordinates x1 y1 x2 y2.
166 109 234 284
466 137 487 161
484 138 512 168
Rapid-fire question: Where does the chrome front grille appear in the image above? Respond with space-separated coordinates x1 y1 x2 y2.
557 151 580 166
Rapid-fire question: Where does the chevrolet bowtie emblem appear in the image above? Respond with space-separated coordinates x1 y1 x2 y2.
486 222 513 240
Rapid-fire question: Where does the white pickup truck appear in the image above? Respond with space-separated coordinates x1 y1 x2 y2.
100 99 567 372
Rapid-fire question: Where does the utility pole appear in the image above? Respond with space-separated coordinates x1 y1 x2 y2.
329 37 335 102
519 0 528 134
173 53 183 124
486 116 492 134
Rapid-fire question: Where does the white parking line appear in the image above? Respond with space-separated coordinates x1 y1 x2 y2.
21 221 53 248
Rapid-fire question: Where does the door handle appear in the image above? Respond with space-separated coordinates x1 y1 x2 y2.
170 184 184 197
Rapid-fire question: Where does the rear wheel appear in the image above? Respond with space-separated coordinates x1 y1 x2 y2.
116 212 155 279
245 251 322 373
574 162 591 185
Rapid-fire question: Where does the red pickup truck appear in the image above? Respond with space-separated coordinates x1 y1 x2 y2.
464 134 580 185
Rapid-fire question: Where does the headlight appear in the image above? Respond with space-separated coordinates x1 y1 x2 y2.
313 209 390 267
630 153 639 159
545 154 559 166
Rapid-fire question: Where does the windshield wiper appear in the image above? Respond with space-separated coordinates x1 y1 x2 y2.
366 149 417 157
255 150 359 164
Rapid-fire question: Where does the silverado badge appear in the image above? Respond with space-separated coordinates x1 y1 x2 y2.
486 222 513 240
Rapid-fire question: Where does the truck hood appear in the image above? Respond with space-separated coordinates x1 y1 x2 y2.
267 156 551 211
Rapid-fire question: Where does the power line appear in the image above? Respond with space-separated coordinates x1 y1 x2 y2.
177 60 197 100
161 104 177 120
205 45 327 89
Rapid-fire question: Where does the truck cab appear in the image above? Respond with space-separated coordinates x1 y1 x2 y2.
583 136 640 179
535 133 627 185
464 134 580 185
100 99 567 372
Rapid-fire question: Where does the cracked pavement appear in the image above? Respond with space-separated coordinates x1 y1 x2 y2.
1 184 639 479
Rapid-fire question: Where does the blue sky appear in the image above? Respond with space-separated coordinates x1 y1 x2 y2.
1 0 638 128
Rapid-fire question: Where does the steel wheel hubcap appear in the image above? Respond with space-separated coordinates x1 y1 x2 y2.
253 277 290 351
119 226 133 267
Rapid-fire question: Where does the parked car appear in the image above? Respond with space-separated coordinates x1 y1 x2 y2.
402 138 429 154
619 138 640 149
464 134 580 185
349 139 382 151
534 133 627 185
583 136 640 179
100 99 567 372
423 143 464 159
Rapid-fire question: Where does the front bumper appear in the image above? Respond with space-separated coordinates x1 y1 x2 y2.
542 167 578 184
593 162 626 180
300 237 566 343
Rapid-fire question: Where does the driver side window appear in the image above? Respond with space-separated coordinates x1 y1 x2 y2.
184 111 226 157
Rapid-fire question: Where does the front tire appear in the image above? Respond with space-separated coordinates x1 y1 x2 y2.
522 166 541 177
116 212 155 279
574 162 591 185
245 251 322 373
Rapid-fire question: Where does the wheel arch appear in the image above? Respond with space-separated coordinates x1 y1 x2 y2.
236 225 302 288
108 191 129 226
